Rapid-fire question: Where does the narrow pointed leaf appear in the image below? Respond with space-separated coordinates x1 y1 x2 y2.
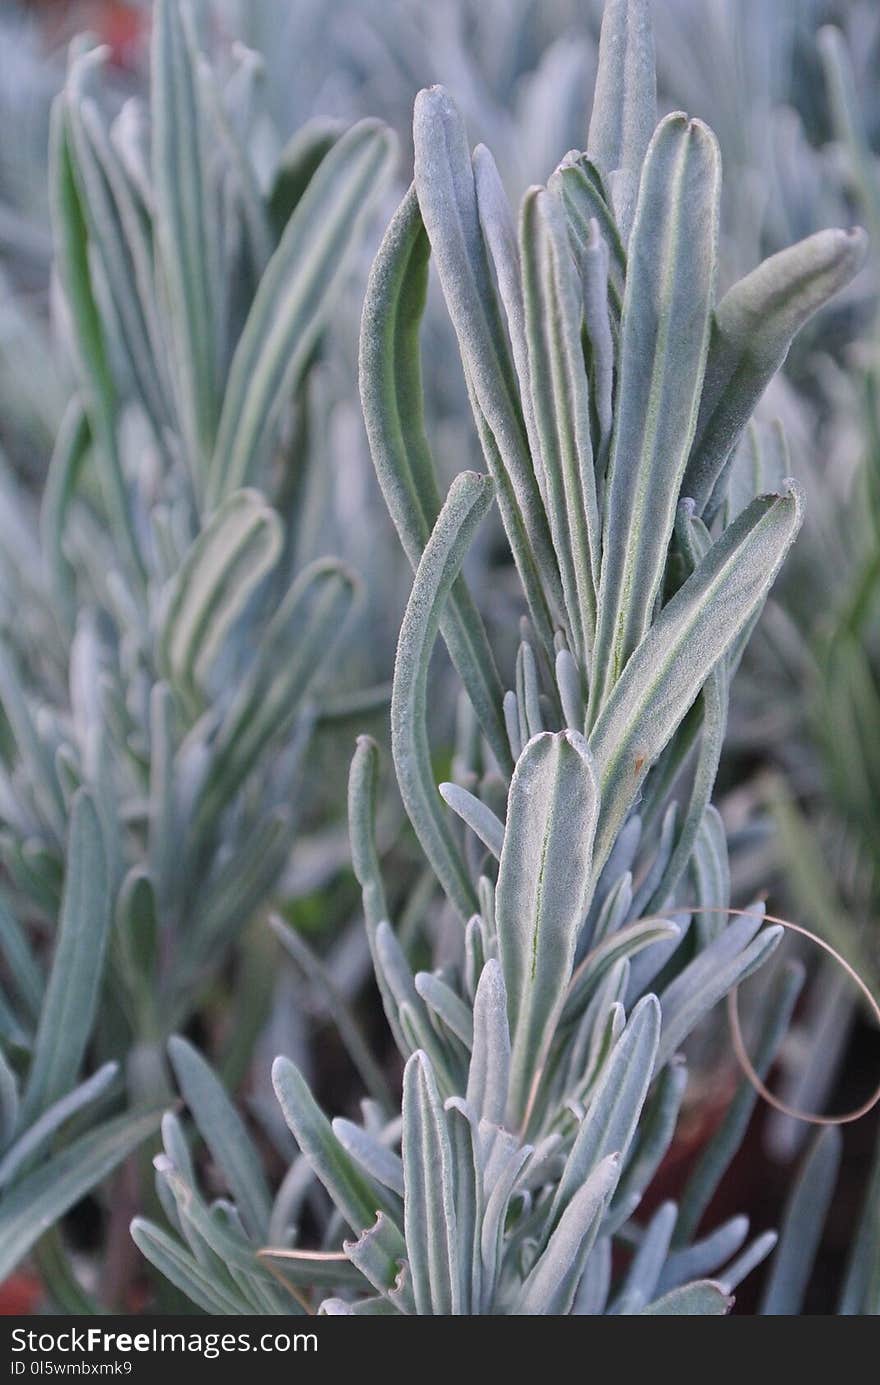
467 960 511 1127
684 227 868 513
496 731 599 1125
587 0 657 187
391 472 493 919
401 1051 459 1315
610 1201 677 1312
591 113 720 710
21 791 109 1124
332 1120 404 1200
414 973 473 1049
168 1037 271 1241
520 187 600 660
589 484 802 870
438 781 504 859
152 0 217 479
348 736 389 938
473 142 544 507
413 85 562 648
718 1232 778 1294
66 51 171 442
580 218 615 467
211 118 396 503
445 1099 481 1314
360 185 510 771
646 659 728 905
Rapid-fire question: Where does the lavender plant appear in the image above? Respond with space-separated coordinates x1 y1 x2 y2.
133 0 868 1316
0 0 395 1299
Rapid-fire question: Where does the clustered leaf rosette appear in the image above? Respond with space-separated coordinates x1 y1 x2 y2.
0 0 396 1289
0 2 395 1046
263 731 797 1315
129 720 800 1316
359 2 864 933
131 0 870 1316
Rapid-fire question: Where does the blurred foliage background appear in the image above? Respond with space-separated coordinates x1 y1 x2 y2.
0 0 878 1314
